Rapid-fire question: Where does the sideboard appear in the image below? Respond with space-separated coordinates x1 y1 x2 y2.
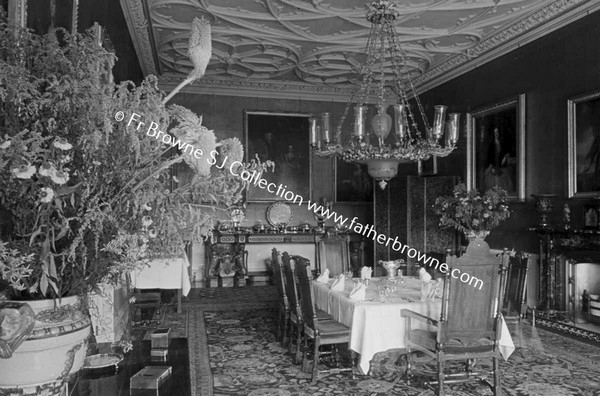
205 229 368 286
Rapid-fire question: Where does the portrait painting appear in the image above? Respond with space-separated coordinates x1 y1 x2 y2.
568 91 600 198
245 111 311 202
335 159 373 203
467 94 526 201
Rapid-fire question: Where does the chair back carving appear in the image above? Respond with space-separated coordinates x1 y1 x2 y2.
502 250 529 320
282 252 303 320
443 242 508 344
271 248 288 309
294 255 318 330
318 235 350 277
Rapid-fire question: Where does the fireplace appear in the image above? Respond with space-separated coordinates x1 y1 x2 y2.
531 227 600 324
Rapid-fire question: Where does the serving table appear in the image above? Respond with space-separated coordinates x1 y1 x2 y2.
130 256 191 313
312 277 515 375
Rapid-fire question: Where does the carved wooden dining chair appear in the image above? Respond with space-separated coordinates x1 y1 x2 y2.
281 252 305 363
294 255 355 383
401 242 508 396
271 248 290 346
500 250 531 324
317 235 350 277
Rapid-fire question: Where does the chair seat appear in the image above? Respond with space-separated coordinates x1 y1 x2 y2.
313 319 350 337
408 329 496 355
316 309 334 321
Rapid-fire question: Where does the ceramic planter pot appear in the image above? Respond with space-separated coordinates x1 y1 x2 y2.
0 295 91 395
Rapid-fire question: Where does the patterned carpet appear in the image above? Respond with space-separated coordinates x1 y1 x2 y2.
155 286 600 396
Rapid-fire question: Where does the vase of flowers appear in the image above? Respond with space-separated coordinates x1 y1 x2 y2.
432 183 511 243
0 17 269 393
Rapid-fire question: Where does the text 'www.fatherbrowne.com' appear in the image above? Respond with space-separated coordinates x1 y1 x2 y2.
120 111 484 290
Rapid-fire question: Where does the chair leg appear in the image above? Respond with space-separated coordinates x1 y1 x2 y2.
405 345 412 385
311 337 320 383
437 357 445 396
302 334 310 372
493 357 501 395
294 322 303 364
288 321 296 355
277 307 284 342
281 311 289 347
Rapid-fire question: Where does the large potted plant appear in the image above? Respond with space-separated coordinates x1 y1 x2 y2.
0 15 268 394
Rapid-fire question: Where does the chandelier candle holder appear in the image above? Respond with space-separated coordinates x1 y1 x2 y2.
309 0 460 189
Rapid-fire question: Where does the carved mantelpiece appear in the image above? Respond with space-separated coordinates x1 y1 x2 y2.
530 227 600 322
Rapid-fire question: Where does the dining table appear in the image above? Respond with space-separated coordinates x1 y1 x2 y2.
312 276 515 375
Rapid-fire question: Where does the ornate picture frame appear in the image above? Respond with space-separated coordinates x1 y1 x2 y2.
334 158 374 204
567 91 600 198
466 94 526 201
244 111 312 202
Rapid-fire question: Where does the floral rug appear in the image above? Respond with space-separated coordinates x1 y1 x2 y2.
203 309 600 396
146 286 600 396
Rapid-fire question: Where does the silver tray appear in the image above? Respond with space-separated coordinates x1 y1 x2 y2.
82 353 124 370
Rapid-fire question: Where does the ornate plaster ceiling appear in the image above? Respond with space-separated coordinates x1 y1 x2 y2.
121 0 598 100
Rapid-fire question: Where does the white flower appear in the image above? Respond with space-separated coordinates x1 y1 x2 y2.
39 187 54 203
12 165 36 179
0 139 11 149
39 162 57 177
50 170 69 185
142 216 153 227
53 138 73 150
148 229 157 238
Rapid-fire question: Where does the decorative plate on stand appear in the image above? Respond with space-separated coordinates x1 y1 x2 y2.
266 202 293 228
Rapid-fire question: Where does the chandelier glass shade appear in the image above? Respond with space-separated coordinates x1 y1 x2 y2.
309 0 460 189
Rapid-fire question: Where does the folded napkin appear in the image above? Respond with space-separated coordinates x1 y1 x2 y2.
349 282 366 301
418 267 432 282
360 266 372 279
330 274 345 291
316 268 330 283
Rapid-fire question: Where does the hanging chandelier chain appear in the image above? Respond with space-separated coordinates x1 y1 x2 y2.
391 26 432 134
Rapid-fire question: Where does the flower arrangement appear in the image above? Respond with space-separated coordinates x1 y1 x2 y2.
432 183 511 237
0 18 270 301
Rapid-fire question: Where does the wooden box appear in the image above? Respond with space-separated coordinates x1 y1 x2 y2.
150 348 169 362
150 328 171 349
130 366 172 389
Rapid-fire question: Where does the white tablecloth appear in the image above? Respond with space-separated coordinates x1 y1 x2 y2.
130 256 191 297
312 277 514 375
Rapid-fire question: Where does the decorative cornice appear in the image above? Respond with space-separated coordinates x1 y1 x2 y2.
125 0 600 99
120 0 158 76
414 0 600 93
158 75 357 102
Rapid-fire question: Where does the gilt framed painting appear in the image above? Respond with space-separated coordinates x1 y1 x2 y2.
466 94 526 201
567 91 600 198
244 111 312 202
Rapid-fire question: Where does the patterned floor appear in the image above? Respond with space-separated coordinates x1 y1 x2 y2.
155 286 600 396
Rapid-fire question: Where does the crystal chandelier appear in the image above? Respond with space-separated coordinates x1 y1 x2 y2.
309 0 460 189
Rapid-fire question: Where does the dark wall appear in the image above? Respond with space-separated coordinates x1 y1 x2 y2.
26 0 143 84
419 10 600 253
168 93 374 228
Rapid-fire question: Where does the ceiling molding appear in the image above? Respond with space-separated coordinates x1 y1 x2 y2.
158 74 355 102
414 0 600 93
120 0 157 76
122 0 599 99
